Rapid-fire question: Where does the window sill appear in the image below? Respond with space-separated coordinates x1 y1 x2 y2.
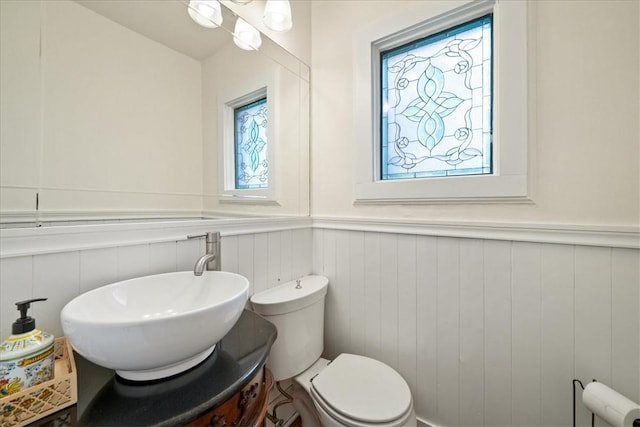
353 195 533 205
354 173 532 205
218 194 281 206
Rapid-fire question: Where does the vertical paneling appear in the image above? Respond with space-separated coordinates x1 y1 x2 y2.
363 232 383 361
221 235 239 273
1 223 638 427
459 239 484 426
334 231 351 353
484 239 512 427
292 227 312 279
309 229 637 427
379 233 399 369
349 231 366 356
117 244 149 281
416 236 438 422
280 230 293 283
575 246 612 427
252 233 269 294
436 237 460 426
80 247 118 293
397 234 417 402
176 238 201 271
541 244 574 427
0 256 33 339
511 242 542 427
322 229 337 358
33 252 80 337
267 232 282 288
148 241 177 274
237 234 255 295
611 248 640 402
312 228 324 275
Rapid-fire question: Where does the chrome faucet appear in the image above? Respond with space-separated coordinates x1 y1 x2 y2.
192 253 217 276
187 232 221 276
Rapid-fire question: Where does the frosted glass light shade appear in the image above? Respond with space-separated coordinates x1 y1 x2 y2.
263 0 292 32
188 0 223 28
234 18 262 50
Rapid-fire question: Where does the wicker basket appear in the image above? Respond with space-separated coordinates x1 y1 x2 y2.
1 337 77 427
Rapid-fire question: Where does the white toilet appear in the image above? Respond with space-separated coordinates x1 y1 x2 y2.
251 275 416 427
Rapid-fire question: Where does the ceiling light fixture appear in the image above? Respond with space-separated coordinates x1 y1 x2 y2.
187 0 223 28
233 18 262 51
187 0 293 51
263 0 292 32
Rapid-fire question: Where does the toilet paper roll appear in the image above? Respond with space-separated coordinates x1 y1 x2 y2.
582 382 640 427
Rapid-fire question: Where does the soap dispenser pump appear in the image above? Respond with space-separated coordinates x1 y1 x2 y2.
1 298 55 396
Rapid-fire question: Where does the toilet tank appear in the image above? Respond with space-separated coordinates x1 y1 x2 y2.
250 275 328 381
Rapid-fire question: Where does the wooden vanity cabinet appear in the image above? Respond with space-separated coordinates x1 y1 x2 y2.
184 367 273 427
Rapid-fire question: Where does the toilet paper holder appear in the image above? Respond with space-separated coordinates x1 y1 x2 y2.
573 378 640 427
573 379 595 427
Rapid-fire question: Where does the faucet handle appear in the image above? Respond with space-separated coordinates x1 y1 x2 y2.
187 234 207 240
187 232 220 243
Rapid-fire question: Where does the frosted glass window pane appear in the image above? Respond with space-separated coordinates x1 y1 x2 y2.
234 97 268 189
381 15 492 180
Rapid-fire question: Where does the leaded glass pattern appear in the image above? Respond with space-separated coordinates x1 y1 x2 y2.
234 97 268 189
381 15 493 180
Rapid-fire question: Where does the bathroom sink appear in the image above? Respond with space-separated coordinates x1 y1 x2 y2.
61 271 249 381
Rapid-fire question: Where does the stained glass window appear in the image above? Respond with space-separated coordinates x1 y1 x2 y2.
381 15 493 180
234 97 268 189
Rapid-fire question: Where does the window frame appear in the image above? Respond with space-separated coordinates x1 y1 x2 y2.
218 71 280 205
353 0 533 204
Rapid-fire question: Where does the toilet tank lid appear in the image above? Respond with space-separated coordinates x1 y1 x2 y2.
250 275 328 316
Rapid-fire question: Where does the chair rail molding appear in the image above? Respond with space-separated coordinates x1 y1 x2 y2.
0 217 312 258
312 216 640 249
1 215 637 259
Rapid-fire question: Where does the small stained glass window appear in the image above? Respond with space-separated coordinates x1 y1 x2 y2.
234 97 268 189
381 15 493 180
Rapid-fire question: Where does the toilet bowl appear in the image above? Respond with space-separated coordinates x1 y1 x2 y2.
295 355 416 427
250 275 416 427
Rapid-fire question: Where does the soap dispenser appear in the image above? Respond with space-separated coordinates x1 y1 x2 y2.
0 298 55 396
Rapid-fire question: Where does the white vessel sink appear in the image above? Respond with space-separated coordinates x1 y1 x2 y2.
61 271 249 381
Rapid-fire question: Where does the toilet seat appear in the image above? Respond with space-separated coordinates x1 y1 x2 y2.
310 385 415 427
310 354 412 425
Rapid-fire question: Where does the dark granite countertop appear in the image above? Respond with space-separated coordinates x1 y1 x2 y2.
70 309 276 426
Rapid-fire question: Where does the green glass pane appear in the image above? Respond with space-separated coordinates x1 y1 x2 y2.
380 15 493 180
234 98 268 189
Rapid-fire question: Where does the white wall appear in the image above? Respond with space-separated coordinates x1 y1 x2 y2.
310 0 640 228
0 1 41 214
0 0 203 220
309 1 640 425
314 227 639 427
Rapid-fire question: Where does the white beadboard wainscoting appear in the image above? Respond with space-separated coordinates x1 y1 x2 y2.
0 218 312 342
312 225 639 427
1 217 638 427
